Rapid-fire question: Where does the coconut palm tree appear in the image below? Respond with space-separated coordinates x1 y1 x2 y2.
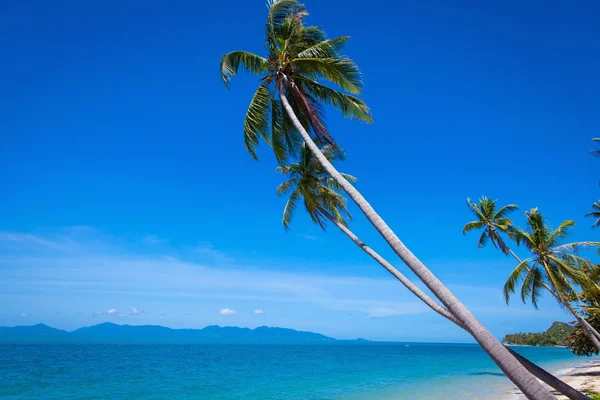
463 197 518 256
278 153 587 399
504 208 600 349
221 2 555 397
586 201 600 228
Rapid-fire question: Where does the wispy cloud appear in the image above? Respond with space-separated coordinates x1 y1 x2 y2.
0 232 75 252
19 312 31 317
130 307 144 316
195 243 234 263
0 228 567 339
299 234 318 241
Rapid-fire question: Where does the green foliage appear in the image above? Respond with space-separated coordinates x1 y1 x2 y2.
565 314 600 356
276 143 353 231
503 322 575 347
586 201 600 229
221 0 372 163
503 208 600 308
564 264 600 356
463 196 517 255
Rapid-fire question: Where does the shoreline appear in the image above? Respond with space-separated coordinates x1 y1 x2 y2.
505 361 600 399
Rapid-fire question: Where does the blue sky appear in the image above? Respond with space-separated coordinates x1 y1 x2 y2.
1 0 599 341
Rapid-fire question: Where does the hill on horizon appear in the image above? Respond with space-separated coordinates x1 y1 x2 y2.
0 322 369 345
502 321 575 347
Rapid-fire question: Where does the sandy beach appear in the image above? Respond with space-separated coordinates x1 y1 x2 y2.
508 362 600 399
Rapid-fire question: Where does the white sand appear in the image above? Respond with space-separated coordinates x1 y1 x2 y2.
508 362 600 399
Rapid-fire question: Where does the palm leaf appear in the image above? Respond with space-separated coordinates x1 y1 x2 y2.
282 187 301 231
220 51 268 88
504 259 531 304
292 57 362 94
494 204 518 220
463 220 485 235
547 220 576 245
243 83 272 160
296 36 349 58
295 76 372 122
478 231 489 248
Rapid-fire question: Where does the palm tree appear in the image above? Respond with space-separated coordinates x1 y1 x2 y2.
504 208 600 349
586 201 600 228
278 154 587 399
221 2 555 397
463 197 518 256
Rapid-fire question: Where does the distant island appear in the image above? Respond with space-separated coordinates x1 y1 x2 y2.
502 322 574 347
0 323 369 345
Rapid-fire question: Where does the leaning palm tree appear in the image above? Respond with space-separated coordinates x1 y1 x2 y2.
278 152 587 399
221 2 555 397
586 201 600 228
504 208 600 350
463 197 518 255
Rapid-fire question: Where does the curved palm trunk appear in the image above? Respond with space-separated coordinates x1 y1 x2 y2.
325 213 588 400
507 250 600 348
280 90 556 400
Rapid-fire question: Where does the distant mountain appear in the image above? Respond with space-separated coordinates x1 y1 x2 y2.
0 322 366 345
502 322 575 347
0 323 68 338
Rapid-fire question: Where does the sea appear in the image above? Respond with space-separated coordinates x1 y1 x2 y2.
1 343 597 399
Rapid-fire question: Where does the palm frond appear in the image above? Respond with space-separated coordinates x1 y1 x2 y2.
586 202 600 228
478 231 489 248
521 267 544 309
296 36 349 58
548 220 576 245
270 98 288 164
494 204 518 219
243 83 272 160
282 188 301 231
292 57 362 94
553 241 600 255
267 0 303 27
276 178 297 196
504 259 532 304
591 138 600 157
462 220 485 235
295 76 372 122
220 51 268 88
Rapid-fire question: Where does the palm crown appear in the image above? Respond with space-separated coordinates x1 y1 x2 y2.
503 208 599 308
463 196 517 255
220 0 372 163
586 201 600 228
276 143 355 230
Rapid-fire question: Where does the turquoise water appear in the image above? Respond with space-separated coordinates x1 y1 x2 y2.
1 344 596 399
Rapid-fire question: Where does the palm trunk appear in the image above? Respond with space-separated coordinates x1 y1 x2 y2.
280 89 556 400
325 212 588 400
507 250 600 347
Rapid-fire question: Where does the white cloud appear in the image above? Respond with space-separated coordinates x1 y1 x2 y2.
107 308 119 315
220 308 237 316
300 235 317 241
130 307 145 316
195 243 234 263
91 311 103 317
254 309 265 315
19 312 31 317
